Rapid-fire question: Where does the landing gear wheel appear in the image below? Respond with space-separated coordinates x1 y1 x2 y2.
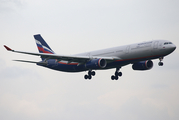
158 62 163 66
158 57 164 66
88 75 92 80
118 72 122 76
84 75 88 79
115 72 122 76
91 71 95 76
111 75 115 80
111 75 119 80
84 70 95 80
88 71 95 76
115 72 119 76
114 76 118 80
111 67 122 80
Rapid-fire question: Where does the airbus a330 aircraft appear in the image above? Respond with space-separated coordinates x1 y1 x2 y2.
4 34 176 80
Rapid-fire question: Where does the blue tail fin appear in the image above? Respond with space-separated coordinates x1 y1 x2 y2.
34 34 55 54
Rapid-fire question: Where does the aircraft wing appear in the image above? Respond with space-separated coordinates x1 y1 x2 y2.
4 45 120 64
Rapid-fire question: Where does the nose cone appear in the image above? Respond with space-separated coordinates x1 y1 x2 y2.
172 44 176 51
170 44 176 53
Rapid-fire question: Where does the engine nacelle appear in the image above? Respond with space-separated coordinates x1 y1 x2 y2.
132 60 153 70
85 58 107 69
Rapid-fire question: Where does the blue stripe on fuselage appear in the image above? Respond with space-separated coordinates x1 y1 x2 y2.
36 54 164 72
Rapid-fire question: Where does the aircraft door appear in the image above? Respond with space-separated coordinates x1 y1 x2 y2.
125 46 130 54
152 41 159 55
153 41 159 49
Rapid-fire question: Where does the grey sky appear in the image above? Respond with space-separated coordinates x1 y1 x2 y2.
0 0 179 120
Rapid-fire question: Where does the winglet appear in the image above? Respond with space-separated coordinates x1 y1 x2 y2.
4 45 13 51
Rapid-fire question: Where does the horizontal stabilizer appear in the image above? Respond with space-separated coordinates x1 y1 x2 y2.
13 60 47 65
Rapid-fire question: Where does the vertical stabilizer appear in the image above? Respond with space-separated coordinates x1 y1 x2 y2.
34 34 55 54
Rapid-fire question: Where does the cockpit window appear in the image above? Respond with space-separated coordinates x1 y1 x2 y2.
164 42 172 45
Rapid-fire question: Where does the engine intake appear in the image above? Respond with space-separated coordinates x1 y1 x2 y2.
132 60 153 70
85 58 107 69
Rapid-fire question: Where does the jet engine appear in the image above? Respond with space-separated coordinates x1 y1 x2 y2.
132 60 153 70
85 58 107 69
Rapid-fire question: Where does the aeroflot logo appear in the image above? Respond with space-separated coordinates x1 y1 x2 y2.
138 41 152 46
36 40 41 45
36 40 54 53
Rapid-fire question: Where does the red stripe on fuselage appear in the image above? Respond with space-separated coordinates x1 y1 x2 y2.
98 58 101 67
57 61 78 65
145 60 148 68
56 54 164 66
115 54 163 62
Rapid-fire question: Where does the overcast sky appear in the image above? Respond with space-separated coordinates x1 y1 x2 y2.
0 0 179 120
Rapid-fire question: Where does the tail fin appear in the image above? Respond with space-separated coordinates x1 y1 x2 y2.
34 34 55 54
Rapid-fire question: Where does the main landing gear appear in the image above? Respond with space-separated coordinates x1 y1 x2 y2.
158 57 164 66
84 70 96 80
111 67 122 80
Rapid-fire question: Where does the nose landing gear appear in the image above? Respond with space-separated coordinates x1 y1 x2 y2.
158 57 164 66
111 67 122 80
84 70 96 80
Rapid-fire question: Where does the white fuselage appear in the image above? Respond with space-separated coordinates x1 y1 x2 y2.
5 34 176 79
77 40 176 62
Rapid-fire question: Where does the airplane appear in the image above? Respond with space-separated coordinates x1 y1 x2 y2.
4 34 176 80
